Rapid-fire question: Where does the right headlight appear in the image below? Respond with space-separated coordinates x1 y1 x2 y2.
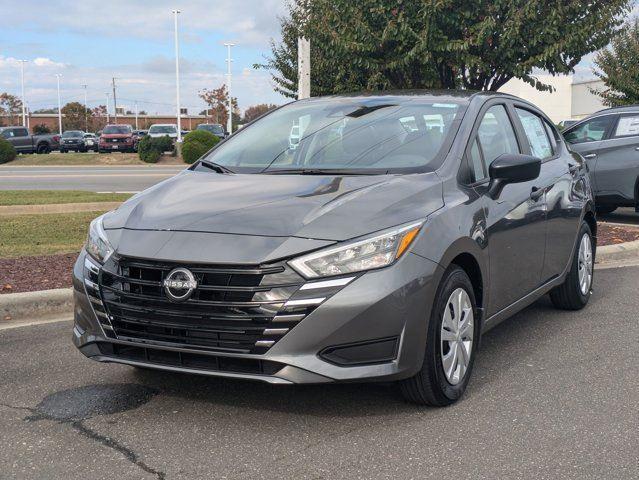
85 214 114 264
289 221 424 279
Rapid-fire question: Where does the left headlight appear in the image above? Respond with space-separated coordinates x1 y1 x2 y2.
85 214 114 264
289 221 424 279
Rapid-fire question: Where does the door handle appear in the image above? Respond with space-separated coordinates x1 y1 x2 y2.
583 153 597 159
530 186 545 202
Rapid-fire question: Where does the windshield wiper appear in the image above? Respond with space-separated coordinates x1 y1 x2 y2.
261 168 376 175
198 160 235 174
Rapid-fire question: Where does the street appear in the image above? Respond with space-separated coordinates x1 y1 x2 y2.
0 165 184 192
1 264 637 480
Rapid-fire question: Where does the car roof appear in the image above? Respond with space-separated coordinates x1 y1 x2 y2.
301 89 521 105
592 104 639 115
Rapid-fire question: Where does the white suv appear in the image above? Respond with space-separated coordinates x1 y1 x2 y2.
148 124 178 140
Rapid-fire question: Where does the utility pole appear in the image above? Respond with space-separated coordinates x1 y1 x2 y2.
81 84 88 131
172 9 182 143
224 42 235 134
55 74 62 135
134 101 139 130
19 60 27 127
105 92 110 124
297 2 311 99
112 77 118 124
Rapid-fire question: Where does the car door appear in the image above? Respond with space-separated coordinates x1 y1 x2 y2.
563 115 616 193
593 112 639 205
13 128 32 152
514 105 583 280
469 102 547 315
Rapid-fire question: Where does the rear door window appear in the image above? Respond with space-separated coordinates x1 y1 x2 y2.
563 116 613 144
515 108 553 160
613 114 639 138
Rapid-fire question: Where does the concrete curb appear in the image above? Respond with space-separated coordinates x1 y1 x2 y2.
1 288 73 322
0 202 121 216
1 240 638 326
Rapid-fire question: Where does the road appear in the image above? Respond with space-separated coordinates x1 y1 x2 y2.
1 264 637 480
0 165 185 192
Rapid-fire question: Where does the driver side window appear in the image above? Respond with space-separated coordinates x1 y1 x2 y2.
563 116 613 144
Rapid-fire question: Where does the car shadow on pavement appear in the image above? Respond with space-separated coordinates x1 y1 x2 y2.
127 294 577 417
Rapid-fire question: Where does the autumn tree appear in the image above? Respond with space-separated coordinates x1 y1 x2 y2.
259 0 632 97
33 124 51 134
593 18 639 107
198 84 239 127
61 102 92 131
0 93 24 125
242 103 278 123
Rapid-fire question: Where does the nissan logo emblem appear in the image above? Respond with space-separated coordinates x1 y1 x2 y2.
163 267 197 302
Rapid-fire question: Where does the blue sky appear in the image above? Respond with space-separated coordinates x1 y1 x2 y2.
1 0 637 116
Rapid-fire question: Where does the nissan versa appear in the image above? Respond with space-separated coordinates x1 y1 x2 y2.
73 91 596 406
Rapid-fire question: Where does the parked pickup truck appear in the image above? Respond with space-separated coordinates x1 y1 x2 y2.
0 126 60 154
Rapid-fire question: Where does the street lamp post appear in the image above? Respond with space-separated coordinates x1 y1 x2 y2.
55 74 62 135
224 42 235 134
81 84 88 131
172 9 182 143
19 60 27 127
135 101 139 130
105 93 110 124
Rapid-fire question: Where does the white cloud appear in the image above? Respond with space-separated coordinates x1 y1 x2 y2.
33 57 65 68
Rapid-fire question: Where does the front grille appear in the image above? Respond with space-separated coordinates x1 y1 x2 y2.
94 256 320 354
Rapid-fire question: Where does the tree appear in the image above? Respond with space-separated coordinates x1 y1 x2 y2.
242 103 278 123
0 93 24 125
198 84 239 127
33 124 51 134
259 0 632 97
61 102 91 131
593 18 639 107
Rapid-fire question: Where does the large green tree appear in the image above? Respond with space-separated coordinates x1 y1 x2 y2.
259 0 632 98
0 93 24 125
61 102 91 131
593 18 639 107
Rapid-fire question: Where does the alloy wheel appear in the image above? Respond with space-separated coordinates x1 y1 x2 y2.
578 233 593 295
440 288 474 385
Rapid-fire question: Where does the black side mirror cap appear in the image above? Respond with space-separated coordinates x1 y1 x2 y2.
488 153 541 199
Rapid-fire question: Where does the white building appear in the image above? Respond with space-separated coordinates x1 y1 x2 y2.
498 74 607 123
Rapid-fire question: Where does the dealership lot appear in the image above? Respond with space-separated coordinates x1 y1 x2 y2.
1 264 637 480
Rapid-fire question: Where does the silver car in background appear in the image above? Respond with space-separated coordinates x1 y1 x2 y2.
563 105 639 214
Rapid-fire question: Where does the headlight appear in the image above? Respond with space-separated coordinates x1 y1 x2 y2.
289 221 424 279
85 214 114 264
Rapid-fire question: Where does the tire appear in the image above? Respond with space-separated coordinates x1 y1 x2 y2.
549 222 594 310
60 148 67 153
36 143 50 154
595 205 616 215
400 266 479 406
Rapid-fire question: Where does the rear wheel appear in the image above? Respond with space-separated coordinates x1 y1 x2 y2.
550 221 593 310
36 143 50 154
400 266 479 406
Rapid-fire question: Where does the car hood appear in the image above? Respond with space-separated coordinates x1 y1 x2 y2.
104 170 443 242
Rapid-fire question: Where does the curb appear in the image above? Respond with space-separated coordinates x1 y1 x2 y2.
1 288 73 322
0 202 121 216
1 240 638 326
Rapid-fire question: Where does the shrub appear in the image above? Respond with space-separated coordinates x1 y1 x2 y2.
33 123 51 135
0 138 17 164
137 136 175 163
181 130 220 164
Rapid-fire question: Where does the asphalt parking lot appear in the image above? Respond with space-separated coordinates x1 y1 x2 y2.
599 207 639 226
1 264 637 480
0 165 184 192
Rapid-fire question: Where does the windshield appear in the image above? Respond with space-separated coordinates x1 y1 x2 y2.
103 125 131 135
198 124 224 134
62 131 84 138
149 125 177 134
201 98 464 174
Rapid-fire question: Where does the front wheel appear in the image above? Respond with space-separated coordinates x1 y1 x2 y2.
400 266 479 406
549 221 594 310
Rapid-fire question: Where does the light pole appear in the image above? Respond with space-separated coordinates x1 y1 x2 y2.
172 9 182 143
19 60 27 127
105 92 110 124
81 84 88 131
134 101 139 130
112 77 118 123
55 74 62 135
297 1 311 99
224 42 235 134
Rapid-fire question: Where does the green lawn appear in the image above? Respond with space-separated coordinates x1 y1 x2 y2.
0 211 107 258
6 152 144 165
0 190 132 206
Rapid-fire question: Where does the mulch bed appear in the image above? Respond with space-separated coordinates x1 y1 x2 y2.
1 223 639 295
1 253 78 295
597 223 639 246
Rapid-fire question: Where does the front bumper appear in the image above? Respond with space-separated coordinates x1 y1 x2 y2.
72 250 441 384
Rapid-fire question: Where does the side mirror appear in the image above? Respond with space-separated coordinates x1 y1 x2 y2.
488 153 541 199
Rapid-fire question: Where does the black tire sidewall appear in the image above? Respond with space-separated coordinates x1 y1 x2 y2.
427 267 479 403
572 223 593 304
